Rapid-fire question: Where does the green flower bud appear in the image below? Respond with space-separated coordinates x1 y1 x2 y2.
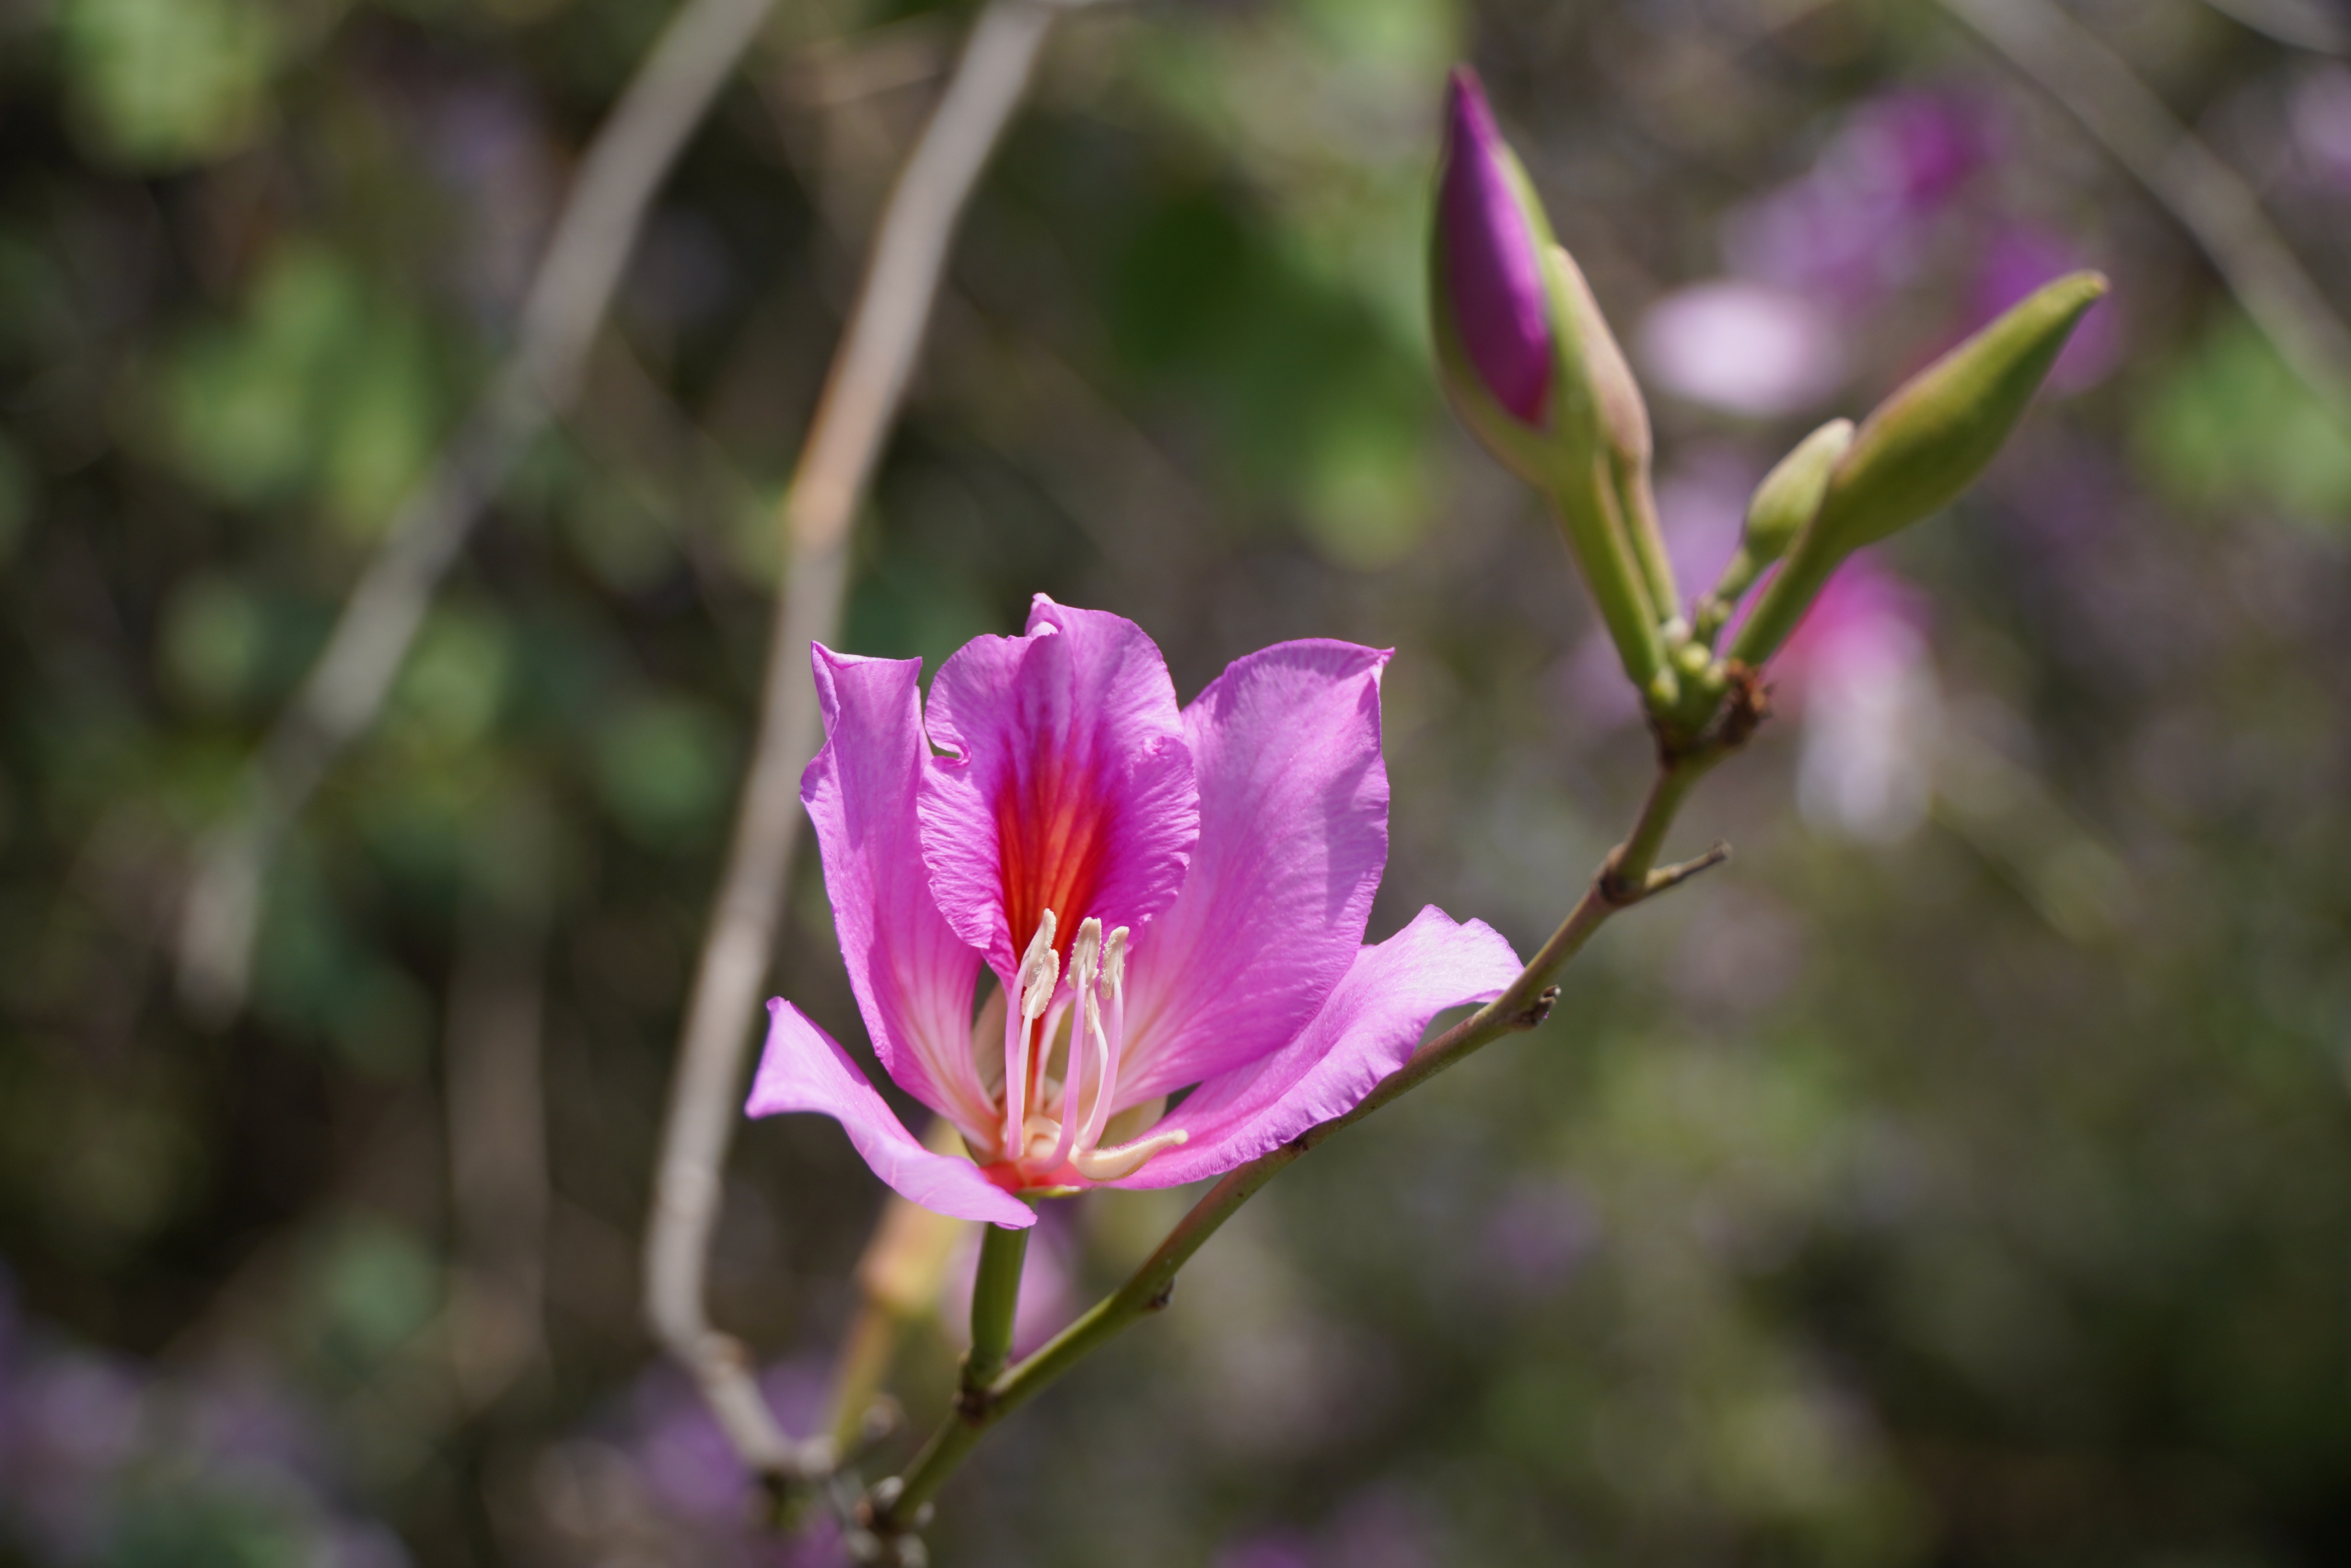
1696 418 1853 639
1730 271 2107 667
1746 416 1856 565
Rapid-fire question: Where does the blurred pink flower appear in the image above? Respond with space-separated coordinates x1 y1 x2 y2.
1724 90 1991 309
631 1357 829 1526
748 597 1521 1223
1770 557 1939 842
1636 282 1845 417
2291 67 2351 190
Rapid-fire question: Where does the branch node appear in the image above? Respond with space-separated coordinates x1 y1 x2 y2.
1715 661 1772 750
1511 985 1562 1029
1597 851 1644 908
1145 1280 1176 1313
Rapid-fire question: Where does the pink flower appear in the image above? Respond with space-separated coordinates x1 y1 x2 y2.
1636 281 1846 417
746 597 1522 1228
1771 556 1939 842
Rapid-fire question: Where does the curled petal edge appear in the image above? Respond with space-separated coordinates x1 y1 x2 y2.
747 1000 1037 1229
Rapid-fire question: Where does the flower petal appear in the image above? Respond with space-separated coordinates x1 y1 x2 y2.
1116 640 1392 1102
918 595 1198 979
805 646 994 1141
1114 907 1522 1189
748 1001 1037 1228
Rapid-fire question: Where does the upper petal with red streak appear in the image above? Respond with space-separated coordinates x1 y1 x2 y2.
918 596 1198 980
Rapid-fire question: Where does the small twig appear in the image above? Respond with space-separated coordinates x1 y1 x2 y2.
1938 0 2351 428
173 0 785 1024
641 0 1091 1487
1644 840 1733 896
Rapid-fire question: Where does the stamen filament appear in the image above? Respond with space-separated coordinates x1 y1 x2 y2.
1002 910 1058 1159
1070 1125 1188 1182
1047 919 1102 1172
1077 926 1128 1154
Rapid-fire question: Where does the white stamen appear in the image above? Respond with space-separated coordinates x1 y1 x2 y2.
1070 1126 1188 1182
1002 909 1058 1158
994 916 1182 1186
1077 926 1130 1154
1048 920 1103 1171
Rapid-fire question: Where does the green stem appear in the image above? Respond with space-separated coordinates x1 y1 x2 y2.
869 747 1733 1536
1552 477 1670 704
1612 455 1682 637
964 1221 1029 1390
1606 750 1713 900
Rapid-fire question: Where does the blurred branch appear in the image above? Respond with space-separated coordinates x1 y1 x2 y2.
172 0 782 1024
1938 0 2351 427
825 1125 971 1459
767 34 1220 620
2197 0 2348 55
641 0 1091 1491
445 800 554 1414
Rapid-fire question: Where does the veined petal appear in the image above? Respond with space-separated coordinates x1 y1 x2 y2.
747 1002 1037 1228
1114 907 1522 1190
1116 641 1392 1103
919 595 1198 979
805 646 995 1142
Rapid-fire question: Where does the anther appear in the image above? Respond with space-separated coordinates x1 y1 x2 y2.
1017 910 1059 1021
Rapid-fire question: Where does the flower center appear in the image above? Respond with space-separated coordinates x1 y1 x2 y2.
999 910 1186 1183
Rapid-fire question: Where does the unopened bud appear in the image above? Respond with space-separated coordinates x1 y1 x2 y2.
1697 418 1853 640
1815 271 2106 556
1730 271 2106 667
1431 67 1558 437
1428 67 1668 699
1746 416 1855 566
1429 67 1608 502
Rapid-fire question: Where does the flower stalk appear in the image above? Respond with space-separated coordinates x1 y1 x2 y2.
963 1221 1030 1391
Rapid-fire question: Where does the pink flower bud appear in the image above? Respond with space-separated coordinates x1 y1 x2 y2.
1434 67 1552 426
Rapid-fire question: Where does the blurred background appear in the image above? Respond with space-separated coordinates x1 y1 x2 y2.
5 0 2351 1562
